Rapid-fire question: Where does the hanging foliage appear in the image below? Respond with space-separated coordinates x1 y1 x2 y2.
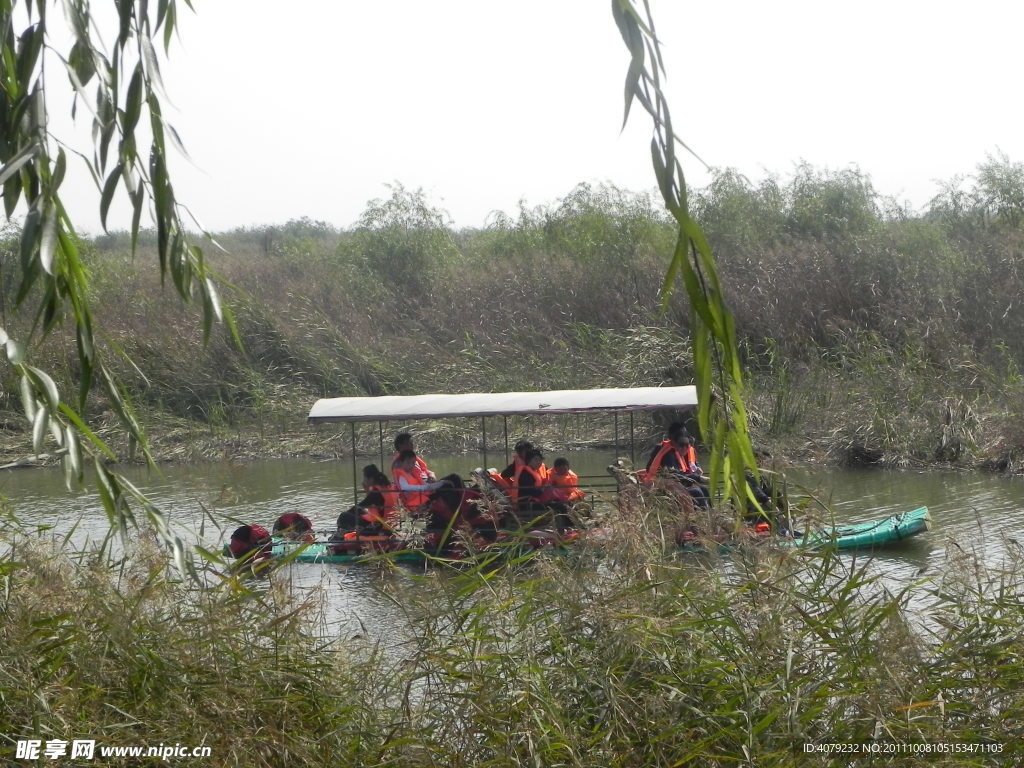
612 0 759 513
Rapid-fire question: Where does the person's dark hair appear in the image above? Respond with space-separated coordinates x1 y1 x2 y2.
514 439 534 456
273 512 311 534
362 490 385 508
393 432 413 451
362 463 390 486
396 449 417 464
667 421 687 440
553 457 570 470
524 448 544 463
440 473 464 488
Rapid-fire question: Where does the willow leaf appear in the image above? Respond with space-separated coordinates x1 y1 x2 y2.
0 142 39 186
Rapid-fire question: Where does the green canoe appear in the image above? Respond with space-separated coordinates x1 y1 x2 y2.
781 506 931 550
245 507 931 567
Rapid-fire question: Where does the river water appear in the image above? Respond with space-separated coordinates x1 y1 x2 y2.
3 451 1024 638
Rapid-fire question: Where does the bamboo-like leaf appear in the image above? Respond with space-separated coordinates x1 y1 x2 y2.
161 0 177 53
65 41 97 93
25 365 59 410
116 0 133 48
100 161 123 231
166 121 189 159
3 171 23 218
39 201 57 275
141 35 164 94
205 279 222 323
0 141 39 186
64 425 82 484
93 457 120 528
31 405 49 454
123 62 144 133
2 44 19 99
19 373 35 421
52 147 67 189
130 177 144 253
15 23 44 90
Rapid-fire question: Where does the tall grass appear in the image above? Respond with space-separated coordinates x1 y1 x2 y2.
3 161 1024 470
2 509 1021 766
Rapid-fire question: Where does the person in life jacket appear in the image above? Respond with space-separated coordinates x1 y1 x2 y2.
391 432 436 485
393 449 445 510
420 474 498 552
509 449 572 530
546 457 586 504
641 422 711 508
360 464 399 525
228 524 272 560
273 512 315 540
496 439 548 489
334 492 393 535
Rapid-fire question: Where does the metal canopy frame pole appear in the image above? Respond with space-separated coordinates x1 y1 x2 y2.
351 422 358 506
503 416 510 466
481 417 487 470
378 422 385 471
613 413 619 462
630 412 636 467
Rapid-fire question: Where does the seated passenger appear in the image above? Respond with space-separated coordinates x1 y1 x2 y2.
421 474 498 551
393 449 445 510
333 491 393 538
360 464 399 525
228 524 272 560
390 432 436 482
641 422 710 509
546 457 586 504
272 512 315 540
496 440 548 489
510 449 572 531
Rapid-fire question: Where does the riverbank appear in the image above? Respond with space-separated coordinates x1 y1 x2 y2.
1 403 1019 477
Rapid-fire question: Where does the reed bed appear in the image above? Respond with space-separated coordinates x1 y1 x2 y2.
2 505 1021 766
5 163 1024 471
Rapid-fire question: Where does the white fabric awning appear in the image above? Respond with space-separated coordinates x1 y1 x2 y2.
308 386 697 423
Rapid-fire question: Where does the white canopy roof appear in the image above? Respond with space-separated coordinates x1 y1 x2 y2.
308 386 697 423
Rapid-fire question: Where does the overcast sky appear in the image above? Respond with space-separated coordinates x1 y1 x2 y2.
52 0 1024 234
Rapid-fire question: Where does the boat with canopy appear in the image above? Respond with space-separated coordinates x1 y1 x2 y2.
225 385 931 565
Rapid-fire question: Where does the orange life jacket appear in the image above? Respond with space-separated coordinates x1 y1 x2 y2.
511 463 546 507
684 443 699 471
392 451 431 478
641 441 692 482
368 482 399 523
547 468 585 503
393 466 430 509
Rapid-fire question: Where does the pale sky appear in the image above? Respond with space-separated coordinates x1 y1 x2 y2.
51 0 1024 234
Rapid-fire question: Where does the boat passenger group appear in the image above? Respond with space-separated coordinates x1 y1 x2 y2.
227 422 751 561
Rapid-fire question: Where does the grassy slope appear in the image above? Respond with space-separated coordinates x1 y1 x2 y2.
1 169 1023 471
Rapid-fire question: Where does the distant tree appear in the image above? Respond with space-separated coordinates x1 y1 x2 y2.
784 162 881 239
975 151 1024 228
347 183 456 293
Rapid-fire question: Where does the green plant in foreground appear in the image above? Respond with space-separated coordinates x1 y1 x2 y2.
4 513 1021 767
613 0 758 514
